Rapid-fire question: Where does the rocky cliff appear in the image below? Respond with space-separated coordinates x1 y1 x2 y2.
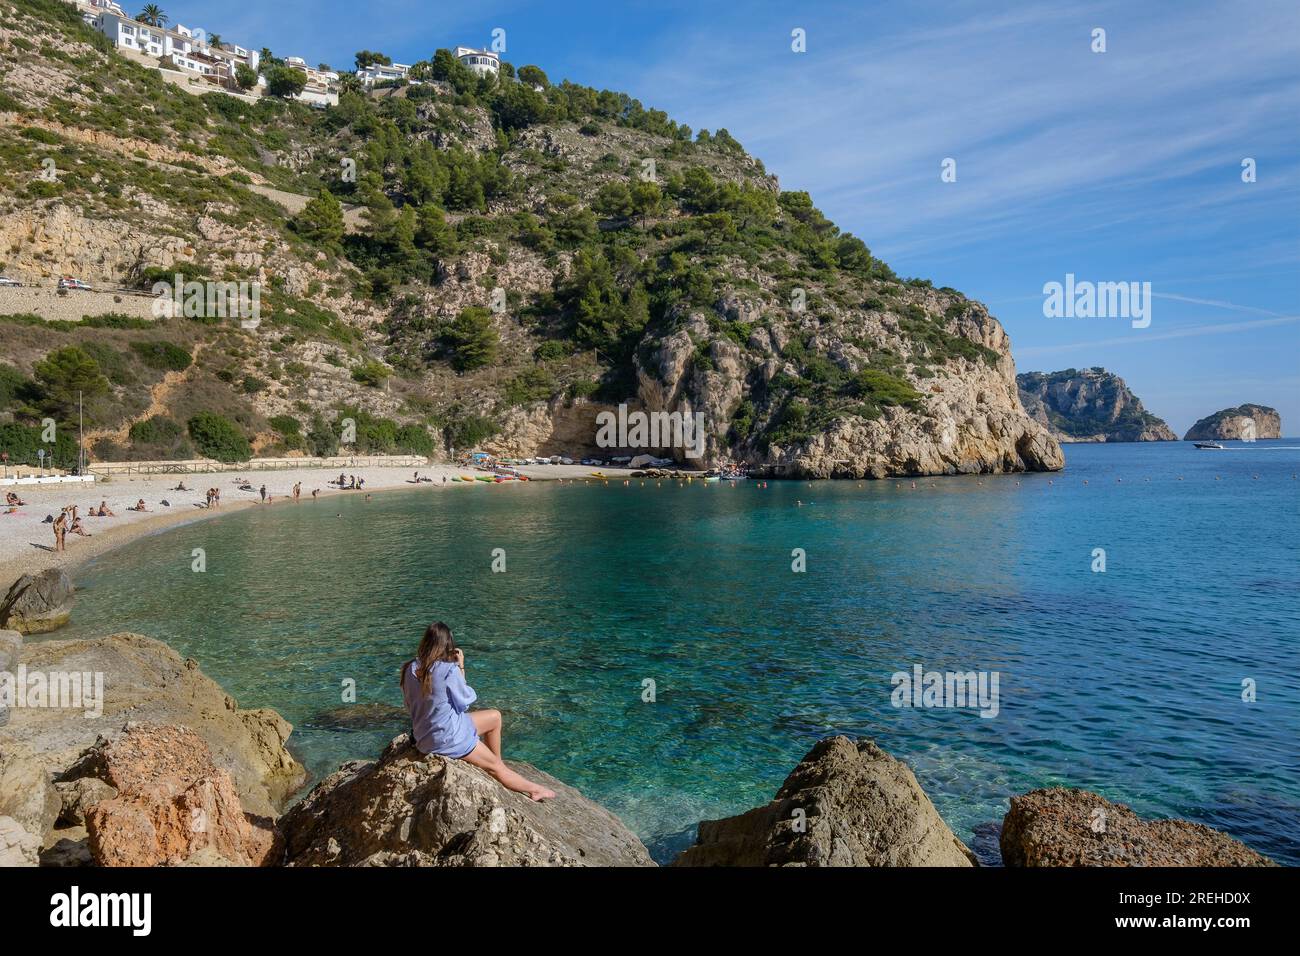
1183 403 1281 440
0 1 1061 478
1017 368 1176 442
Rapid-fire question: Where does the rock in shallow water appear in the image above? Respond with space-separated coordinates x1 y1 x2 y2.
1000 788 1275 866
279 733 656 867
673 736 978 867
0 569 75 634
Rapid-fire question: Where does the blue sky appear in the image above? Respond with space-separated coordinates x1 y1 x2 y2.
155 0 1300 434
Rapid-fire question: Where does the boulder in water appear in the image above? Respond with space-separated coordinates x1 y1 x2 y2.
673 736 978 866
1000 788 1275 866
0 568 75 634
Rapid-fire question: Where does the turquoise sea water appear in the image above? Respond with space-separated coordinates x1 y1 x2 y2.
55 441 1300 864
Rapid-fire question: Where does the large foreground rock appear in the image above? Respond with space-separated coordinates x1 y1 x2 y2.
0 633 304 818
1001 788 1275 866
80 724 279 866
280 734 655 867
0 568 75 634
673 736 977 866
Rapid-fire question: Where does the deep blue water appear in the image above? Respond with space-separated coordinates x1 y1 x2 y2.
56 441 1300 864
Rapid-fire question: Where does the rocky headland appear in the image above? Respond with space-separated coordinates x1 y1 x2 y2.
1016 368 1177 443
0 628 1276 868
1183 404 1282 441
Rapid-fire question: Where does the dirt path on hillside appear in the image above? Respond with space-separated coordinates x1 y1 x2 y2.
85 341 212 449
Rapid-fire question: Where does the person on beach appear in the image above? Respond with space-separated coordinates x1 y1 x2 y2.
311 488 319 499
130 499 149 512
52 510 67 551
293 482 301 502
260 484 267 503
69 514 91 537
6 492 25 506
174 482 188 492
400 622 556 802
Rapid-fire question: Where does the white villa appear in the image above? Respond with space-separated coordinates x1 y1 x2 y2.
357 62 412 87
455 46 499 77
88 8 260 89
285 56 341 107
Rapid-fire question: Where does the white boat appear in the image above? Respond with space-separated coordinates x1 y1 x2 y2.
1193 441 1224 450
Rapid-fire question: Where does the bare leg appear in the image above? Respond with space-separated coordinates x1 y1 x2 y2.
460 742 556 801
470 708 502 758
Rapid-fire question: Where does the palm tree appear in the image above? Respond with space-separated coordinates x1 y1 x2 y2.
136 5 167 27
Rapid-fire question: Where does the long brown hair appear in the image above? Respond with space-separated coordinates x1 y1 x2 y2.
401 621 458 694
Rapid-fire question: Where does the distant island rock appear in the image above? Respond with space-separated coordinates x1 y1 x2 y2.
1183 404 1281 441
1017 368 1177 442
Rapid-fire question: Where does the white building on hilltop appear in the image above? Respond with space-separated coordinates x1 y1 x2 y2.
455 46 499 77
357 62 411 86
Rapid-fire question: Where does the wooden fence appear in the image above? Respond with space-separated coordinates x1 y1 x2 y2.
87 455 430 477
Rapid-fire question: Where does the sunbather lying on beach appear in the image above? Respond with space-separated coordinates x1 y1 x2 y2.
5 492 25 506
400 622 555 802
129 499 149 512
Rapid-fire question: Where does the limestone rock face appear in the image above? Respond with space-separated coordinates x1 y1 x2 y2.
80 724 280 867
1183 404 1282 441
0 633 305 825
1017 368 1177 442
0 568 75 634
0 629 20 728
0 752 61 867
280 734 655 867
0 815 42 867
1001 788 1275 866
673 736 977 867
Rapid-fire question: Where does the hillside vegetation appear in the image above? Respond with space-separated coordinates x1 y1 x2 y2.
0 0 1061 476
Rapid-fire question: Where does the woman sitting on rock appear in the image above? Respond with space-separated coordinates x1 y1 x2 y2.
400 621 555 802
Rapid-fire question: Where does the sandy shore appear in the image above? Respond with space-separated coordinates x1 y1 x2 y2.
0 461 648 585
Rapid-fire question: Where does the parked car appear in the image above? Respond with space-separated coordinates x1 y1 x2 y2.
57 277 92 291
0 276 21 287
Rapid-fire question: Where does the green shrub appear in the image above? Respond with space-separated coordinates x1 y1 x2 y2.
130 340 192 372
187 411 251 463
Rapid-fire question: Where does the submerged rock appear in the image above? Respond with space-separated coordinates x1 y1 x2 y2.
1000 788 1275 866
0 568 75 634
280 733 655 867
304 702 409 733
673 736 977 866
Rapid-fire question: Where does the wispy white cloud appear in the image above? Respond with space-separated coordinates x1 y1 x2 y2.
1016 314 1300 357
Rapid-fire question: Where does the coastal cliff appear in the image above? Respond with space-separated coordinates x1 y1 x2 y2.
1183 404 1281 440
1017 368 1177 442
0 3 1060 479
